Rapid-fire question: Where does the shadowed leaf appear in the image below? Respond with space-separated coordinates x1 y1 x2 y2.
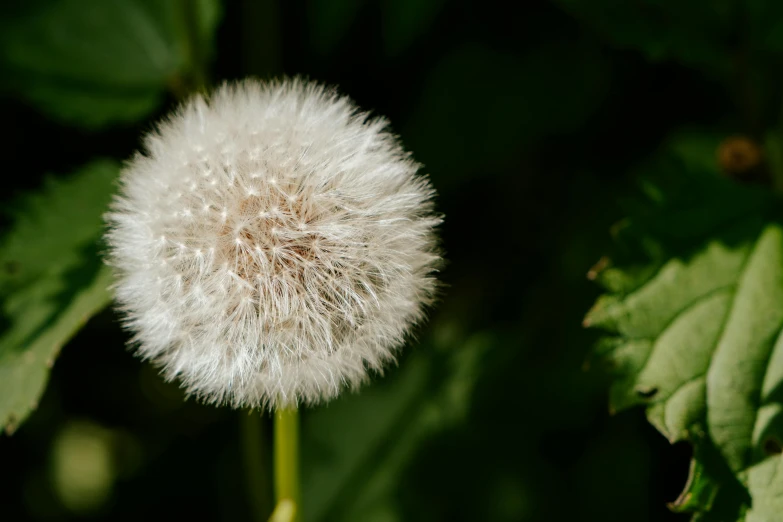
0 0 221 128
0 160 119 434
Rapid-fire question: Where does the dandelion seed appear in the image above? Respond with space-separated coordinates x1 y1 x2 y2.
105 78 442 410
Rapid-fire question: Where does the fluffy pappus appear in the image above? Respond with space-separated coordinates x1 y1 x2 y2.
104 78 442 410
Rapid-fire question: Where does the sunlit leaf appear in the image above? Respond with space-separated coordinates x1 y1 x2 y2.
587 134 783 521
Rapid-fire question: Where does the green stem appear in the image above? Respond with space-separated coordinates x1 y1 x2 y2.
273 407 300 522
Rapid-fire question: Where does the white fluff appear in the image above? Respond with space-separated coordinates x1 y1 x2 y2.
105 79 441 410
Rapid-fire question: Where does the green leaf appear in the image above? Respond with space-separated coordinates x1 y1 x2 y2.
0 0 221 128
587 134 783 521
301 328 492 522
0 160 119 434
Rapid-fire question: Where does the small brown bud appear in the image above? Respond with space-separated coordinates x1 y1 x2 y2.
717 136 762 175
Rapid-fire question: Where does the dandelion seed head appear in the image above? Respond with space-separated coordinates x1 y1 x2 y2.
105 78 442 409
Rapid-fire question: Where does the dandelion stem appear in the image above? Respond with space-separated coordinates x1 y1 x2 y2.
273 407 300 522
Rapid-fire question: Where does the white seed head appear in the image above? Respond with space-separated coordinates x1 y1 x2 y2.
105 79 442 410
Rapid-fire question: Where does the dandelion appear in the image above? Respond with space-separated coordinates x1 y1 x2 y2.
105 79 442 410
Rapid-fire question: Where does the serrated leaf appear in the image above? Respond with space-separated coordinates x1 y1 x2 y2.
0 0 221 128
0 160 119 434
587 136 783 521
301 330 492 522
670 458 720 514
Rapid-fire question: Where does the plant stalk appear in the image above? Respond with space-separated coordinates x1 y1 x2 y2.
273 407 300 522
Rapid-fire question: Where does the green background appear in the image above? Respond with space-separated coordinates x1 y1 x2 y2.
5 0 782 520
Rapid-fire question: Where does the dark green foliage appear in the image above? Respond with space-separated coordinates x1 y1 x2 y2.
3 1 783 521
0 0 221 128
0 161 118 434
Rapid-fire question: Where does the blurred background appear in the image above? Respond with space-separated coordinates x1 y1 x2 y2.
1 0 766 520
